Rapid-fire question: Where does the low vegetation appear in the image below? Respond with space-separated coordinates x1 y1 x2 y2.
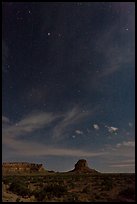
8 178 31 197
33 183 67 201
2 173 135 202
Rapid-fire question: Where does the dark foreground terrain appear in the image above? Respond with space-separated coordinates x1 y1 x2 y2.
2 172 135 202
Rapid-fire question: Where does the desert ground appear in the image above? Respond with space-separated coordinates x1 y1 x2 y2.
2 172 135 202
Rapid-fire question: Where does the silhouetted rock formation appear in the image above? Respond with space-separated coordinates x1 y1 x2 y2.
2 162 45 174
70 159 99 173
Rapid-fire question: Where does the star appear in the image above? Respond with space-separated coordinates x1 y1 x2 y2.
125 28 129 31
47 32 51 36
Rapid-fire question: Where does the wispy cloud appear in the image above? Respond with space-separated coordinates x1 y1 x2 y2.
93 3 135 78
52 106 94 140
103 140 135 164
93 124 99 130
109 159 135 164
116 141 135 148
109 158 135 168
106 126 118 133
2 112 62 144
3 138 106 158
2 106 95 146
109 163 134 168
2 109 135 172
2 116 10 124
128 122 133 127
75 130 83 135
102 141 135 172
2 107 107 158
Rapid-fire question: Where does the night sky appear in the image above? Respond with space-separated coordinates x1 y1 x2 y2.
2 2 135 172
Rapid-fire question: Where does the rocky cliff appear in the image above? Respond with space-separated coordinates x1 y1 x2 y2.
70 159 99 173
2 162 45 174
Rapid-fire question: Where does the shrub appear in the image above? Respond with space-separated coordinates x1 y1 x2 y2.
9 179 31 197
118 186 135 200
101 178 113 191
3 176 14 185
34 184 67 201
64 193 80 202
82 184 92 193
16 197 21 202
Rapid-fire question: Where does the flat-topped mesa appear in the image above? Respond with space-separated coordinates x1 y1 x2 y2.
70 159 99 173
2 162 45 174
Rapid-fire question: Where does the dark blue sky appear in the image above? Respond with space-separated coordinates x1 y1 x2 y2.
2 2 135 172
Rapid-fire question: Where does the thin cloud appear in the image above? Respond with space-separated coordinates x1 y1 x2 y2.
2 116 10 124
52 106 94 140
75 130 83 135
93 3 135 78
101 141 135 172
2 137 107 158
116 140 135 148
109 159 135 167
93 124 99 130
106 126 118 133
109 164 135 168
2 111 62 143
2 106 95 144
105 140 135 159
72 135 76 139
2 107 107 159
18 112 58 126
128 122 133 127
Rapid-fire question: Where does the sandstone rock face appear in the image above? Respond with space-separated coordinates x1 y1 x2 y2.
2 162 45 174
71 159 99 173
74 159 88 170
